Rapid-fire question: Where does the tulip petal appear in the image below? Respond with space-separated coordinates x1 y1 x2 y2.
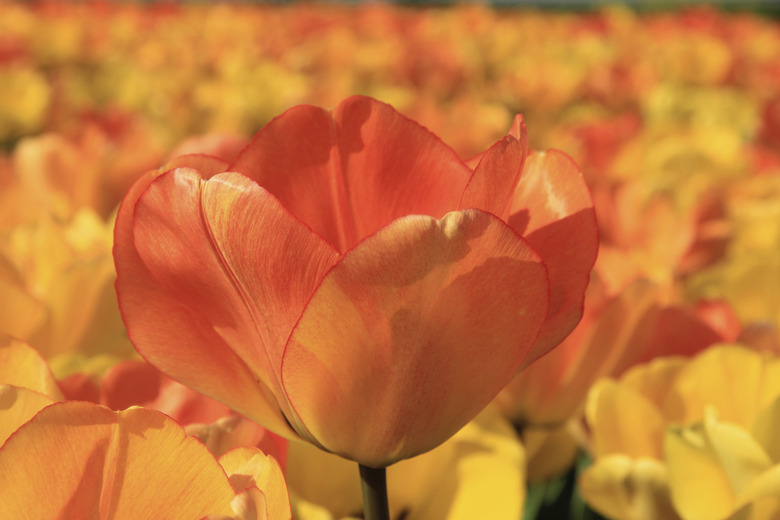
99 360 232 425
283 209 549 466
738 465 780 508
463 135 597 362
402 408 525 520
0 256 46 341
751 395 780 464
0 385 56 446
579 455 675 520
523 425 579 482
587 379 666 460
219 447 291 520
198 172 340 381
506 150 598 360
459 115 529 219
187 415 287 464
115 169 292 436
230 96 472 252
0 336 63 400
670 346 766 426
665 422 738 519
0 402 236 519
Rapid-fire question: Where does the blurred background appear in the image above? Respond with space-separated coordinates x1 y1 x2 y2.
2 2 780 519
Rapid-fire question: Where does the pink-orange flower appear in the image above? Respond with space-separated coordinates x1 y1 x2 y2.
114 95 597 467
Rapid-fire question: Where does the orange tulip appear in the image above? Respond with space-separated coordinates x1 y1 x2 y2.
0 401 291 520
114 95 597 467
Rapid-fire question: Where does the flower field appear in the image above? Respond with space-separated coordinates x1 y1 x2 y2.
2 2 780 519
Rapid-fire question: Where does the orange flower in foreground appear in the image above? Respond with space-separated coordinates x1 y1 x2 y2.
0 402 290 520
114 96 598 467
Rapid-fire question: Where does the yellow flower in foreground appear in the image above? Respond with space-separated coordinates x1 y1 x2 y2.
285 407 525 520
581 344 780 520
666 406 780 520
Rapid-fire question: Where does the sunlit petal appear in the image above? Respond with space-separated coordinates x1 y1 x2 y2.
283 210 549 465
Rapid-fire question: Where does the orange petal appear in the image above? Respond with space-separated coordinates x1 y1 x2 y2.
0 402 236 519
187 415 287 465
100 360 232 425
283 210 549 466
0 385 56 446
114 169 293 437
219 447 291 520
625 305 724 370
0 336 63 400
198 172 340 386
230 96 471 252
459 115 529 220
506 150 598 360
58 372 101 403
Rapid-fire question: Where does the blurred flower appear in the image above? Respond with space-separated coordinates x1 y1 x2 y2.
581 344 780 520
687 175 780 331
10 110 164 218
0 208 134 370
495 274 735 428
0 65 50 141
114 95 597 467
285 407 525 520
495 274 737 481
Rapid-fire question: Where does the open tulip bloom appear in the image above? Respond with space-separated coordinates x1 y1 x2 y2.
114 95 597 517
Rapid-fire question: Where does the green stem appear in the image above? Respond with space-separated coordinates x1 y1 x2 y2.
359 464 390 520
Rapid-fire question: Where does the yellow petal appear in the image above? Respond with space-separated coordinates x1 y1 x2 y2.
0 402 236 519
0 256 46 340
523 424 579 482
0 336 63 400
752 395 780 463
736 465 780 515
400 408 525 520
670 345 767 427
586 378 665 459
666 427 731 520
219 447 291 520
0 385 55 446
620 356 687 422
579 455 676 520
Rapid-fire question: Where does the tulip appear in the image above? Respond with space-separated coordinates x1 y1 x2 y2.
114 96 597 470
580 344 780 520
0 401 291 520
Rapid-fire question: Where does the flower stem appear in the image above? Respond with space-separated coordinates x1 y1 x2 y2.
359 464 390 520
